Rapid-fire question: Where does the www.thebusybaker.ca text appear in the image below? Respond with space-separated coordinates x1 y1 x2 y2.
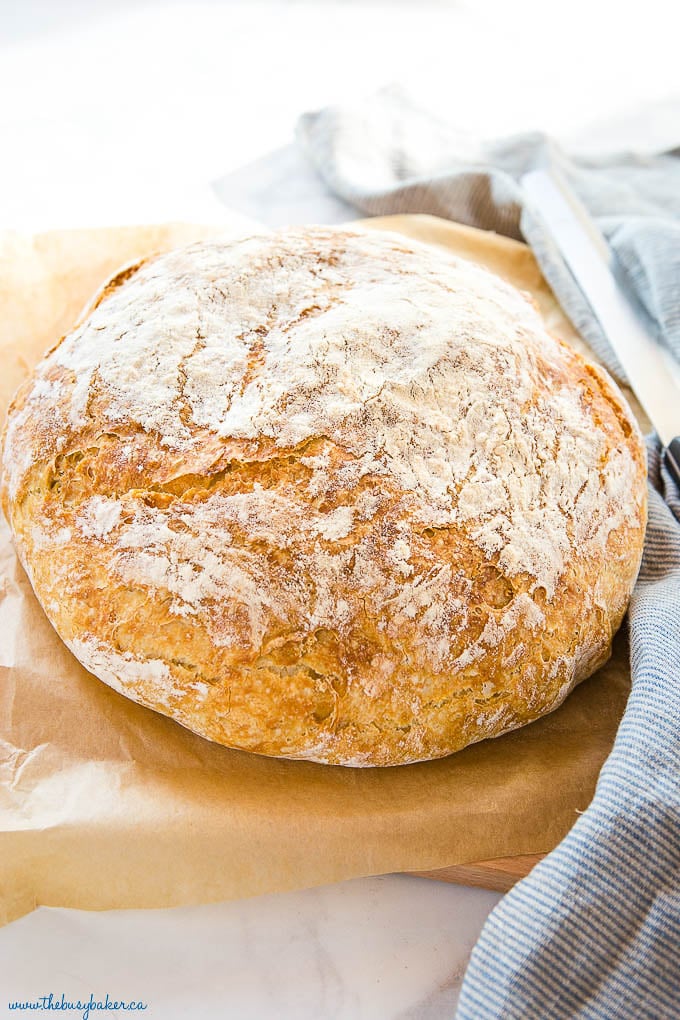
7 993 148 1020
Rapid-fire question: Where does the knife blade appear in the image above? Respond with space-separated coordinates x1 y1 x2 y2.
521 166 680 486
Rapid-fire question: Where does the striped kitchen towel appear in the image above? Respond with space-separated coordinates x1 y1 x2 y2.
298 90 680 1018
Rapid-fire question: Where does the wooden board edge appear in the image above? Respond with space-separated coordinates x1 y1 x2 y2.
409 853 544 893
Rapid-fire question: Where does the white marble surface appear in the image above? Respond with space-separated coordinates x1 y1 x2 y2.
0 1 678 1016
0 877 501 1018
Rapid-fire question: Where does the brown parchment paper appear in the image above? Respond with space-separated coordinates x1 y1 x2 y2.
0 215 642 928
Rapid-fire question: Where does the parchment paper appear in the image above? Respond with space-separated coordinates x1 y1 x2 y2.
0 215 641 927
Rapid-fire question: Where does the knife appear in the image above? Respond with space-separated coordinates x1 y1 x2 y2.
521 166 680 487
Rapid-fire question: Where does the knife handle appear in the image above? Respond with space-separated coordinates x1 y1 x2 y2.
664 437 680 489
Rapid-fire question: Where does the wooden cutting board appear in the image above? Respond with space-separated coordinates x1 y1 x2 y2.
412 854 543 893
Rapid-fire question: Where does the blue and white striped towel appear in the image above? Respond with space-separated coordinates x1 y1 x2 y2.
298 91 680 1018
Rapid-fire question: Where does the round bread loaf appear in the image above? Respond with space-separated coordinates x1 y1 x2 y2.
1 227 647 766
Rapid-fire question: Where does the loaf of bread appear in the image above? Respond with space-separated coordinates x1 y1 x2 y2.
0 227 647 766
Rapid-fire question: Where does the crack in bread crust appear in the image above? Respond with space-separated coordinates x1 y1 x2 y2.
1 227 647 766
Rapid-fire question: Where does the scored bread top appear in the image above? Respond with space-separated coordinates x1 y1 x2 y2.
1 227 647 765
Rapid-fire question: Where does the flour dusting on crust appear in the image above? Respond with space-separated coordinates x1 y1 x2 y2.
9 229 638 599
1 226 648 766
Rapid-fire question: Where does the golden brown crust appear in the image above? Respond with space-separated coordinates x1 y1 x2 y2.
0 227 647 766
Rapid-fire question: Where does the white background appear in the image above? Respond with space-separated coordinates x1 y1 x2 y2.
1 0 679 230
